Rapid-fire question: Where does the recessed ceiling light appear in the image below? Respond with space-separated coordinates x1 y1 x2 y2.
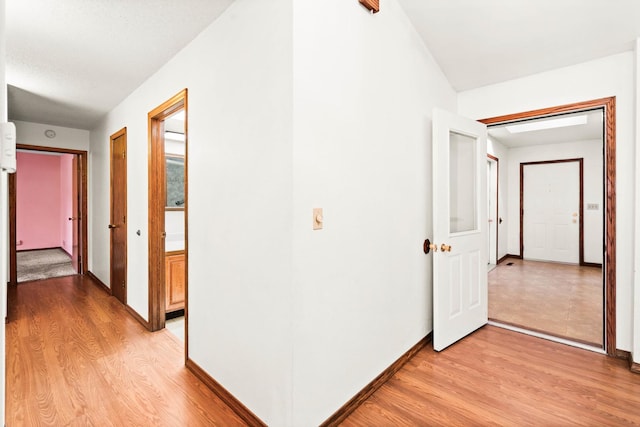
505 115 587 134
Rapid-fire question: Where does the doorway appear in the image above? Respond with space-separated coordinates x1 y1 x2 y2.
110 128 127 304
481 97 615 355
8 145 88 286
148 89 188 357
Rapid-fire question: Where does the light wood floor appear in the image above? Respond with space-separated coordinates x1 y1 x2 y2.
342 326 640 426
6 275 246 426
8 274 638 426
488 259 603 346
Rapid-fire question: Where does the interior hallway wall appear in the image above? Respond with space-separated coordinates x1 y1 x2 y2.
291 0 455 423
458 51 635 352
89 0 293 424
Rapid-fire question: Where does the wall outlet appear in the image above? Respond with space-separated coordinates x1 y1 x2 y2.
587 203 599 210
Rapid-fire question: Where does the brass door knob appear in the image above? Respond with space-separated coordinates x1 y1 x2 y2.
423 239 438 254
440 244 452 252
108 224 117 229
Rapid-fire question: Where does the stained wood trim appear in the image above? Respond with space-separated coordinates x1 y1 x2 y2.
185 358 266 426
480 96 616 356
320 334 431 426
148 89 189 340
358 0 379 13
165 250 185 257
125 305 151 330
86 271 111 295
8 172 17 286
519 158 584 264
10 145 89 284
582 262 603 268
497 254 510 264
85 271 150 333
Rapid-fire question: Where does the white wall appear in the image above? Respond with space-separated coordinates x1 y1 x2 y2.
0 0 7 422
505 139 603 264
633 38 640 364
291 0 455 423
89 0 294 424
13 121 90 151
458 51 635 351
487 138 509 260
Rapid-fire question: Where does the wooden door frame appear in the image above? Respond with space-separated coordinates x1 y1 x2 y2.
487 154 499 265
520 158 584 265
148 89 188 335
110 127 128 304
8 145 88 286
480 96 616 356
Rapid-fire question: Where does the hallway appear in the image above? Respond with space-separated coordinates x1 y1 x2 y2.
6 275 245 426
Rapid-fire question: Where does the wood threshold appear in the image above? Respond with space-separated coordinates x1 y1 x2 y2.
185 358 266 427
320 334 431 426
480 96 616 357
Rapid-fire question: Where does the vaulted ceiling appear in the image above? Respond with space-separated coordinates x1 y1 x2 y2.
6 0 640 130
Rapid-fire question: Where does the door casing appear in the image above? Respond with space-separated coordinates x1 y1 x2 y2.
480 96 616 356
8 145 88 286
148 89 188 340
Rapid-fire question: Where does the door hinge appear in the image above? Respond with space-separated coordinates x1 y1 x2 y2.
123 215 126 223
122 151 126 159
122 281 125 288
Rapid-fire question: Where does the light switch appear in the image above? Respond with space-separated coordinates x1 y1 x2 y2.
313 208 323 230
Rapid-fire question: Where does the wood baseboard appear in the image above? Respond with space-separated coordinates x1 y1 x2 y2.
86 271 111 294
185 358 266 427
126 305 150 331
581 262 603 268
498 254 522 264
86 271 150 330
320 333 432 426
614 349 640 374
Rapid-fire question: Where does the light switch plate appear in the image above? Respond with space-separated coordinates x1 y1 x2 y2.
313 208 323 230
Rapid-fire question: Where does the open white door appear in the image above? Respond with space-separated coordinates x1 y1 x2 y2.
432 108 488 351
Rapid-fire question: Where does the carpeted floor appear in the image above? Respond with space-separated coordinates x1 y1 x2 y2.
17 248 77 283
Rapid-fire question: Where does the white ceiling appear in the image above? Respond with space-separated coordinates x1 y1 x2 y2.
6 1 640 130
6 0 234 129
397 0 640 91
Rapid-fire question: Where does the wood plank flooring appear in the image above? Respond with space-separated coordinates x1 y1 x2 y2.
341 326 640 426
6 275 247 426
9 274 640 426
489 259 602 346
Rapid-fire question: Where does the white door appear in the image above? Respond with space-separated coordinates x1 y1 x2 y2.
523 161 580 263
432 108 488 351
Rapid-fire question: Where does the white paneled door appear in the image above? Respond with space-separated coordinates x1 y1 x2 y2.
523 161 580 264
432 108 488 351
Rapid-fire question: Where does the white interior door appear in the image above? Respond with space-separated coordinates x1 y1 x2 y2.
432 108 488 351
523 161 580 264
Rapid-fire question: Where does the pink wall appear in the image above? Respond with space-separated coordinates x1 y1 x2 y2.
16 151 72 251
